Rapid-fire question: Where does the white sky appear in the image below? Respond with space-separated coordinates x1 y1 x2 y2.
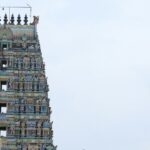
1 0 150 150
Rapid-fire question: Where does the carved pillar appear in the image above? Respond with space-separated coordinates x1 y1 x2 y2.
37 121 42 137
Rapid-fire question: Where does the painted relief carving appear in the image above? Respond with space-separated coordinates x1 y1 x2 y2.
26 98 33 104
43 120 49 128
15 120 20 127
26 105 34 113
20 105 25 113
21 121 26 128
35 105 40 112
37 129 41 137
10 126 15 135
0 113 6 120
21 128 25 136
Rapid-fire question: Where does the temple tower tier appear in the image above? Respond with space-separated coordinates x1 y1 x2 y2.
0 13 57 150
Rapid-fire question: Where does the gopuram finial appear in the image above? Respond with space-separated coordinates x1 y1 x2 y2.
24 14 28 25
4 14 8 24
10 14 15 25
17 14 21 25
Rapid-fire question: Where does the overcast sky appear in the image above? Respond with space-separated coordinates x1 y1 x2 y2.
1 0 150 150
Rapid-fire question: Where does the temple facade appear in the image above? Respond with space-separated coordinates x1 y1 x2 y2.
0 13 56 150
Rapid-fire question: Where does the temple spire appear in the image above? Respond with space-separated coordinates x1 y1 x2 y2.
0 9 56 150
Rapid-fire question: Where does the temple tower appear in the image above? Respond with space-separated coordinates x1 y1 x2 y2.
0 7 56 150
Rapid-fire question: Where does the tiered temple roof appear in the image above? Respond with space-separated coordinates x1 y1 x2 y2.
0 13 56 150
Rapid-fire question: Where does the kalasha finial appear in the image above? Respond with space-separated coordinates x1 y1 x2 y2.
17 14 21 25
10 14 15 25
4 14 8 24
24 14 28 25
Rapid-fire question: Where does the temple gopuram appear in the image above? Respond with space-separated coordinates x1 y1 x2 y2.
0 7 57 150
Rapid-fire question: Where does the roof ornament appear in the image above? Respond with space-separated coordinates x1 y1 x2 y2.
31 16 39 25
4 14 8 24
24 14 28 25
17 14 21 25
0 5 32 23
10 14 15 25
